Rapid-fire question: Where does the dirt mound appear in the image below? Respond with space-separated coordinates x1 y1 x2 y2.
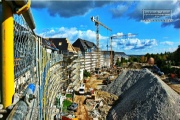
103 69 180 120
95 90 118 104
128 62 142 69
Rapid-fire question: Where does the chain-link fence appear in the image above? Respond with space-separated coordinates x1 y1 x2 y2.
0 1 83 119
14 14 36 93
7 10 64 120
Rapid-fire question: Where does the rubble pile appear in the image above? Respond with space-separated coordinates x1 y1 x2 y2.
95 90 118 105
85 90 118 119
103 69 180 120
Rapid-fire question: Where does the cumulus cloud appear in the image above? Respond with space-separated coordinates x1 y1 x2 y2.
31 1 111 18
38 27 108 44
110 1 180 28
31 1 179 28
141 21 151 24
110 31 157 51
128 1 176 19
160 41 174 45
167 47 177 52
116 38 157 50
112 41 118 47
124 46 134 50
110 4 129 18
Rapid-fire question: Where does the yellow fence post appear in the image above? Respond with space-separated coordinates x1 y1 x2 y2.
1 0 15 108
0 3 2 104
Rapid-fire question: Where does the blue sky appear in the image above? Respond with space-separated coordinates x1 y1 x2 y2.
30 0 180 55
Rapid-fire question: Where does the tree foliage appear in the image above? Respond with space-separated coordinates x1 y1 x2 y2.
83 70 91 77
128 46 180 76
115 58 121 66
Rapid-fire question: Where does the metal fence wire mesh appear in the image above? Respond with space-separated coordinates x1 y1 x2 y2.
14 14 36 92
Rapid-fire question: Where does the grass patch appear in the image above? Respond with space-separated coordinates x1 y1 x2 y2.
66 94 72 98
62 99 72 113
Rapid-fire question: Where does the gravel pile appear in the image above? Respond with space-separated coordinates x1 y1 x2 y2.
102 68 180 120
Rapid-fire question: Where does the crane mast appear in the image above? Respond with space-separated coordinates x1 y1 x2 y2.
91 16 112 70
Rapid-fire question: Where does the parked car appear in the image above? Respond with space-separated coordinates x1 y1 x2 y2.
67 103 78 112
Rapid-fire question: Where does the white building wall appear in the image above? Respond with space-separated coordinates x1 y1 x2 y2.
79 51 107 72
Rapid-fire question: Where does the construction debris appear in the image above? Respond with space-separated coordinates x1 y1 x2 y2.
95 90 118 104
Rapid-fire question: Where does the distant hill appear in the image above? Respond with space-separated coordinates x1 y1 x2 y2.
127 54 144 57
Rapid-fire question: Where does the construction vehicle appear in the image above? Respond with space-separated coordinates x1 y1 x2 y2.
110 33 137 67
79 83 85 95
91 16 112 72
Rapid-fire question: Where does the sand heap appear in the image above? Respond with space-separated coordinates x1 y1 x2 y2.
102 69 180 120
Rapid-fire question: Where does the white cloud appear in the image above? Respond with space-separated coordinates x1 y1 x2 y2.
110 4 129 18
112 32 123 37
160 41 174 45
124 46 134 50
49 29 55 33
173 7 180 16
112 41 118 47
167 47 176 52
38 27 108 44
109 32 157 51
38 28 160 53
119 38 158 50
141 21 150 24
127 1 180 28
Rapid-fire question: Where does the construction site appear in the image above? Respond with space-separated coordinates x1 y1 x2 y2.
0 0 180 120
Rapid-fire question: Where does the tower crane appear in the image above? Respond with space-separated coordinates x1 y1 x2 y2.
91 16 112 70
110 33 138 67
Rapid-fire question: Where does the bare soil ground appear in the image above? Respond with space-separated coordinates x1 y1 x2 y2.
85 75 104 90
73 74 118 120
74 75 101 120
169 84 180 94
161 76 180 95
74 95 89 120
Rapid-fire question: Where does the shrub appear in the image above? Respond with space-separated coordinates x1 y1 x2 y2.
84 70 91 77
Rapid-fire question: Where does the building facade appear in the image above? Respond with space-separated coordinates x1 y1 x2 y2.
114 52 129 64
73 38 104 72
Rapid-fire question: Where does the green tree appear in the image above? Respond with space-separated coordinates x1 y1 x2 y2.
174 47 180 65
145 53 150 59
115 58 121 66
83 70 91 77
